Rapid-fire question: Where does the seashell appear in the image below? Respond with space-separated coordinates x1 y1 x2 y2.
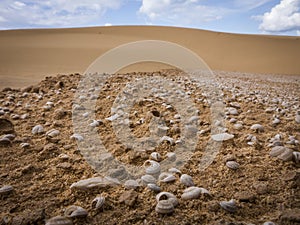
92 196 105 209
70 176 120 190
0 185 14 195
70 133 84 141
233 123 243 130
211 133 234 142
105 114 119 121
272 118 280 125
150 152 162 161
64 205 88 218
278 148 294 162
32 125 44 134
159 136 175 145
293 151 300 164
168 168 181 174
227 107 238 115
159 173 176 183
141 174 156 184
219 199 237 213
180 174 194 187
46 129 60 138
147 183 161 192
229 118 237 123
124 179 140 190
250 124 264 132
181 186 201 200
270 146 286 157
20 143 30 148
226 161 240 170
45 216 73 225
144 160 161 175
155 199 174 214
0 137 11 146
156 192 178 207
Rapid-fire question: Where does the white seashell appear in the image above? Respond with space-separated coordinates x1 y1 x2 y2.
159 136 175 145
293 151 300 164
155 199 174 214
144 160 161 175
220 199 237 213
20 143 30 148
250 124 264 132
270 146 286 157
0 185 14 195
160 173 176 183
92 196 105 209
45 216 73 225
180 174 194 187
227 107 238 115
32 125 44 134
226 161 240 170
64 205 88 218
233 123 243 130
156 192 178 207
272 118 280 125
211 133 234 142
150 152 162 161
141 174 156 184
46 129 60 138
181 186 201 200
168 168 181 174
70 133 84 141
2 134 15 140
0 137 11 145
124 179 140 189
147 183 161 192
70 177 120 190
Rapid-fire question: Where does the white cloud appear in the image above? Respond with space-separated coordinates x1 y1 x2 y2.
234 0 273 11
297 30 300 35
257 0 300 33
0 0 122 29
139 0 227 26
104 23 112 26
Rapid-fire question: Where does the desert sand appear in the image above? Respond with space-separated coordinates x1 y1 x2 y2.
0 26 300 89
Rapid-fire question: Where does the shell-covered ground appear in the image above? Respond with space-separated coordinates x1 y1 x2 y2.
0 70 299 225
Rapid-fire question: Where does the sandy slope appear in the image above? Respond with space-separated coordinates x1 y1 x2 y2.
0 26 300 89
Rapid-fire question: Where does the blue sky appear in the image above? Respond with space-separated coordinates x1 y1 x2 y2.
0 0 299 36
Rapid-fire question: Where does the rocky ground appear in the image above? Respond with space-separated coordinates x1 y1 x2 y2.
0 70 299 225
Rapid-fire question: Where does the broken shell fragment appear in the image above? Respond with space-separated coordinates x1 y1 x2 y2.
211 133 234 142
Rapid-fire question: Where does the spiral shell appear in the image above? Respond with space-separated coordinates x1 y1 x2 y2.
92 196 105 209
220 199 237 213
150 152 162 161
156 192 178 207
181 186 210 200
180 174 194 187
144 160 161 175
155 199 174 214
46 129 60 138
32 124 44 134
64 205 88 218
45 216 73 225
141 174 156 184
124 179 140 190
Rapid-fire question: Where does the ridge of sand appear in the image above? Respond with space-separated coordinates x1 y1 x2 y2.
0 26 300 89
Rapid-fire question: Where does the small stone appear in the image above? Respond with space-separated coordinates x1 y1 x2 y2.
211 133 234 142
253 183 269 195
234 191 256 202
226 161 240 170
0 119 14 135
280 208 300 223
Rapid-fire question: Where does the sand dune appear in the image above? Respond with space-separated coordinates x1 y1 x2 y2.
0 26 300 89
